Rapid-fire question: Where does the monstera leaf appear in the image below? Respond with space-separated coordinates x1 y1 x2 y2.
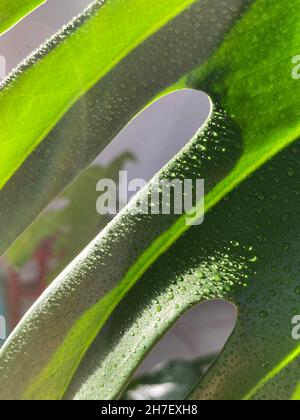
0 0 299 401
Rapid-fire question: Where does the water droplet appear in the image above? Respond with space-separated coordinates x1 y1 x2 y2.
259 310 268 318
294 286 300 295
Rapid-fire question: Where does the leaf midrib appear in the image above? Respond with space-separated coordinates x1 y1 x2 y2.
243 345 300 400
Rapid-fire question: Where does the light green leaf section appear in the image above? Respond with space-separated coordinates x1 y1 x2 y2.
292 383 300 401
0 0 45 35
0 0 195 189
243 347 300 400
0 0 299 401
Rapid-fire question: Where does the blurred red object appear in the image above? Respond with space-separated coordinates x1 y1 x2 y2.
6 236 57 329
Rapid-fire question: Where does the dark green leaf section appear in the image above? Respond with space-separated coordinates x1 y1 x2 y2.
68 140 300 400
0 0 45 35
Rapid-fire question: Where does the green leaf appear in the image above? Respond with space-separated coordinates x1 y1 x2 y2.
0 0 250 257
65 0 299 400
187 140 300 400
67 138 300 401
0 0 299 401
123 356 215 401
0 0 45 35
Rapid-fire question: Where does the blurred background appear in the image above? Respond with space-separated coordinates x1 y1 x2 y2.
0 0 236 397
